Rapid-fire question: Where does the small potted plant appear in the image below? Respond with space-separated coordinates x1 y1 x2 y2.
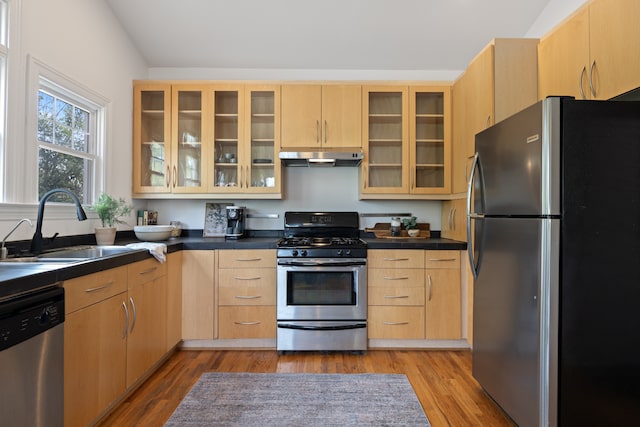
402 216 420 237
92 193 133 245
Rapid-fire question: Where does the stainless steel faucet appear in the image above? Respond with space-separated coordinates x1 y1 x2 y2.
30 188 88 255
1 218 33 259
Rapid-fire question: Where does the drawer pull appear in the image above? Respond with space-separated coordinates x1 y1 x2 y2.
428 258 456 262
384 295 409 299
234 295 262 299
234 276 261 281
383 321 409 326
383 258 410 261
383 276 409 280
234 258 262 262
84 281 114 293
234 321 261 325
138 267 158 275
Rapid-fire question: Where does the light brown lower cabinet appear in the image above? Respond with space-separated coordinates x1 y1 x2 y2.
64 267 128 427
217 250 276 339
64 255 174 427
425 250 461 339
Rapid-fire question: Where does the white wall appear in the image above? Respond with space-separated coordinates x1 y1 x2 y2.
146 167 443 231
0 0 147 242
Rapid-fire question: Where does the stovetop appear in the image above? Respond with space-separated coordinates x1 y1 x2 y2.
278 211 366 258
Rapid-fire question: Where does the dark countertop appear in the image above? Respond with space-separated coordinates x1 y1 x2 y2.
0 234 466 301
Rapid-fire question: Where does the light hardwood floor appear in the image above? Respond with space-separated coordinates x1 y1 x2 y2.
98 349 516 426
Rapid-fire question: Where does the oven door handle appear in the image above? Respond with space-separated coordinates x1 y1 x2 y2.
277 260 366 267
277 322 367 331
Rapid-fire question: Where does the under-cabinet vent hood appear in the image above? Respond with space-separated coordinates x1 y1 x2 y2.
279 151 363 167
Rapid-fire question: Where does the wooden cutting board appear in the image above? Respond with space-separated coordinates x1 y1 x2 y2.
365 222 430 239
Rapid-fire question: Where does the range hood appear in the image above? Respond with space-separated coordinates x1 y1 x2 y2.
279 150 363 167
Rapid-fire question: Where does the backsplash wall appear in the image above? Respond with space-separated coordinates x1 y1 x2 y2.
145 167 443 231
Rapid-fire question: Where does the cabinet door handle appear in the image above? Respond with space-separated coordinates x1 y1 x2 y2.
589 60 597 98
129 297 137 333
410 168 415 190
235 295 262 299
122 301 129 339
138 267 158 275
324 120 327 144
486 115 491 128
579 66 587 99
428 258 456 262
384 295 409 299
316 120 320 144
383 258 410 262
428 274 433 301
165 165 171 188
84 281 114 293
234 321 261 326
234 258 261 262
383 321 409 326
363 165 368 189
245 165 250 189
383 276 409 280
172 165 177 188
234 277 262 281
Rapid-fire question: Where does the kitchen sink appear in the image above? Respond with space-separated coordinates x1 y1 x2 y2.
0 245 135 265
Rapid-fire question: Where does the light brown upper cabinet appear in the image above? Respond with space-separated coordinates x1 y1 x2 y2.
451 39 538 195
538 0 640 100
133 82 281 198
280 84 362 149
210 85 282 194
361 86 452 198
133 83 172 194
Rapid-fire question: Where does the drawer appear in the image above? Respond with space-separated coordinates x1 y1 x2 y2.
127 257 167 285
218 268 276 305
368 287 425 306
218 306 276 339
218 249 276 268
425 250 460 269
368 250 424 269
367 268 424 288
64 266 127 314
368 306 425 339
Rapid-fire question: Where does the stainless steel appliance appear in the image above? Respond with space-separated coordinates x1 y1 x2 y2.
225 205 245 239
0 286 64 426
277 211 367 352
468 97 640 427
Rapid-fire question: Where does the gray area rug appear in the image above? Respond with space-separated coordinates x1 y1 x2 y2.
165 372 430 426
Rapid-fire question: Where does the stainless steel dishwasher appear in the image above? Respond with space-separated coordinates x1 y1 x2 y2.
0 285 64 426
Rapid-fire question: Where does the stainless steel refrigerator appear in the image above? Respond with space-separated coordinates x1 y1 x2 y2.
467 96 640 427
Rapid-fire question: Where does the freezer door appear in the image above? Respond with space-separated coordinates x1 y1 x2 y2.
472 217 558 427
475 98 561 216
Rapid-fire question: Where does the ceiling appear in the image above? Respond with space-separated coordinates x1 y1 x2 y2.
105 0 552 73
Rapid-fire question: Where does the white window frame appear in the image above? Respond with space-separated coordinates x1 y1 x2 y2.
25 56 108 206
0 0 9 203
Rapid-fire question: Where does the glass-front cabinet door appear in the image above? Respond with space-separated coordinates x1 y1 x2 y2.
244 85 280 193
171 86 208 193
361 86 409 194
211 86 243 191
409 86 451 194
133 84 171 194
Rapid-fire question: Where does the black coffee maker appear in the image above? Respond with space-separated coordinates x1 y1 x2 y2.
225 206 245 239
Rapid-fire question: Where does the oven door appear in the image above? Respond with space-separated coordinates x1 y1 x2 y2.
276 258 367 321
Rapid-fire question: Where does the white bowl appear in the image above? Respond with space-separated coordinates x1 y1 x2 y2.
134 225 172 241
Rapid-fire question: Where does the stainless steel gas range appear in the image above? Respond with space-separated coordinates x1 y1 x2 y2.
276 212 367 353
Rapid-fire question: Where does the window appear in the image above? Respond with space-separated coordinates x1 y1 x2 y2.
36 75 104 205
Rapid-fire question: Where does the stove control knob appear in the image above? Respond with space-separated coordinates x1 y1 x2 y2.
346 249 352 256
291 250 298 257
300 250 307 257
337 249 343 256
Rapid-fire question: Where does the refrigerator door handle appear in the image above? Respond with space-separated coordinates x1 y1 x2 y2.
467 152 482 278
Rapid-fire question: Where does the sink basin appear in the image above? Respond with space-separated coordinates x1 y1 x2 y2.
0 245 135 265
